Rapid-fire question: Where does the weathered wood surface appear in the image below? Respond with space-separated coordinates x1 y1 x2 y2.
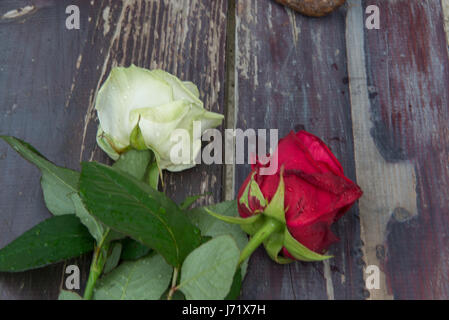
0 0 92 299
1 0 449 300
235 0 449 299
0 0 228 299
234 0 365 300
354 0 449 299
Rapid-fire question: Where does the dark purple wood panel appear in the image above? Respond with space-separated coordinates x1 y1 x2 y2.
363 0 449 299
235 0 365 299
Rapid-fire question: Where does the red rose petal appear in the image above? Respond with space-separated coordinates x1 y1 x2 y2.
236 130 363 258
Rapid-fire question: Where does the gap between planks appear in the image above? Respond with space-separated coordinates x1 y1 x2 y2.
224 0 237 201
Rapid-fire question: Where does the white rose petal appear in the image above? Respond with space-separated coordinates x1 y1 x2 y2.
95 65 224 172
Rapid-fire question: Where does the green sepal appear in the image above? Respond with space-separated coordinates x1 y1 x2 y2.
263 231 293 264
129 122 147 151
240 215 266 236
204 208 261 225
238 172 266 214
147 161 160 190
283 228 333 262
113 149 152 180
263 169 286 224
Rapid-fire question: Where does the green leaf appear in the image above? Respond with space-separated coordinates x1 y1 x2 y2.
178 236 240 300
188 201 249 276
283 229 333 262
112 149 151 180
58 290 83 300
71 194 104 244
225 267 242 300
93 254 172 300
79 162 201 267
0 215 94 272
71 193 124 244
180 193 210 210
41 173 78 216
103 242 122 274
1 136 78 216
120 238 151 261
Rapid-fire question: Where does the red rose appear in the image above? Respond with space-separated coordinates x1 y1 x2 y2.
237 130 362 259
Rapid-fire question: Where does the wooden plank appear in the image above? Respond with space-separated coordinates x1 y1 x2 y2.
64 0 229 205
2 0 448 301
234 0 365 299
0 0 91 300
347 0 449 299
0 0 228 299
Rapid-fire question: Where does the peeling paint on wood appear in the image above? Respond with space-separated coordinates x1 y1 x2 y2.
0 0 228 299
1 0 449 300
346 0 417 300
0 0 91 299
1 5 35 20
359 0 449 299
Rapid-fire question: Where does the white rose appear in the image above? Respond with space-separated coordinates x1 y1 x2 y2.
95 65 224 172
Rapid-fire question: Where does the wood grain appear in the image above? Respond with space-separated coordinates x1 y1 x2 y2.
0 0 228 299
1 0 449 300
346 0 417 300
64 0 228 205
234 0 366 299
0 0 92 300
348 0 449 299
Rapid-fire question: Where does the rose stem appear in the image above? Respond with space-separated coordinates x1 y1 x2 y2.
238 218 283 266
83 229 111 300
167 267 179 300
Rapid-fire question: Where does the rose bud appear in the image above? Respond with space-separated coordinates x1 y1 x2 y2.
206 130 362 264
95 65 224 172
